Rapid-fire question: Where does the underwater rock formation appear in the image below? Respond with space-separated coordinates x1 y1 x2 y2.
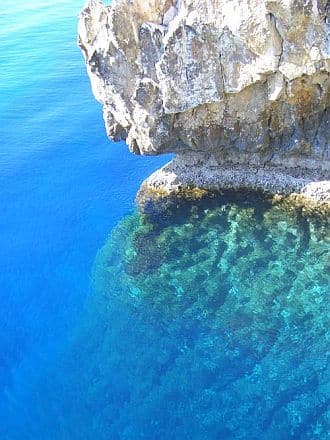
78 0 329 204
84 194 329 439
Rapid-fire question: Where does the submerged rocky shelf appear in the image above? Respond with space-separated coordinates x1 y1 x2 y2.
78 0 329 206
88 193 329 438
30 194 329 438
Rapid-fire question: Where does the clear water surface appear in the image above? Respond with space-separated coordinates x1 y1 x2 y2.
0 1 169 437
0 1 329 439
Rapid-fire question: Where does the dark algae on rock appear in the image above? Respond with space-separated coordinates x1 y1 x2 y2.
86 192 330 439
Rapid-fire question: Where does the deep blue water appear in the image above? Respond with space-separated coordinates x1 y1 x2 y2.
1 2 329 439
0 1 169 437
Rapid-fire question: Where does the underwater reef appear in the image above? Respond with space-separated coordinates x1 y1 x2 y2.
85 192 329 439
24 192 329 438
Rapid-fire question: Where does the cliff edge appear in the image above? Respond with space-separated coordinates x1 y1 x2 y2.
78 0 330 205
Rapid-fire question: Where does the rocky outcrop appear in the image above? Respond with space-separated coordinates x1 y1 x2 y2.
78 0 330 205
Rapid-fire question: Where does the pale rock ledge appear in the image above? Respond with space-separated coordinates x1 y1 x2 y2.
78 0 330 205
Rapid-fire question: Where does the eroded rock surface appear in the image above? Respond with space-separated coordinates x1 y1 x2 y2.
78 0 330 203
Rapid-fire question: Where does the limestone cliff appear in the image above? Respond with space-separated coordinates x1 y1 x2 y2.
78 0 330 204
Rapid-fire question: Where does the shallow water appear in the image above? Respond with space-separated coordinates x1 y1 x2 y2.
82 194 329 439
0 1 329 439
20 194 329 439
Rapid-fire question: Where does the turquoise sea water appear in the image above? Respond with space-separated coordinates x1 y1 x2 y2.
0 1 329 439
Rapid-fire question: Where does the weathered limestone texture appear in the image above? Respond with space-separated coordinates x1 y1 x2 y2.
78 0 330 204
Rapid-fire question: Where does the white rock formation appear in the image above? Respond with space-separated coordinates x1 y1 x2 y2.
78 0 330 203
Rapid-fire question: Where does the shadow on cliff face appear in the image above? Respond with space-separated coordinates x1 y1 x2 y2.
22 193 329 439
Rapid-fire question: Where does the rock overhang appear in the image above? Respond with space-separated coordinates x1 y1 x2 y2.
78 0 330 205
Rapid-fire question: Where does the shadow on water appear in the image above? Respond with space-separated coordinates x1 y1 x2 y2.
20 193 330 439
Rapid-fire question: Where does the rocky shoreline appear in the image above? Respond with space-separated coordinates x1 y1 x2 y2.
137 155 330 213
78 0 329 208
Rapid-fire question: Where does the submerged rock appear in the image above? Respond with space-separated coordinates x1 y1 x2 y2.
94 191 329 313
23 195 329 437
78 0 329 205
89 193 330 438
